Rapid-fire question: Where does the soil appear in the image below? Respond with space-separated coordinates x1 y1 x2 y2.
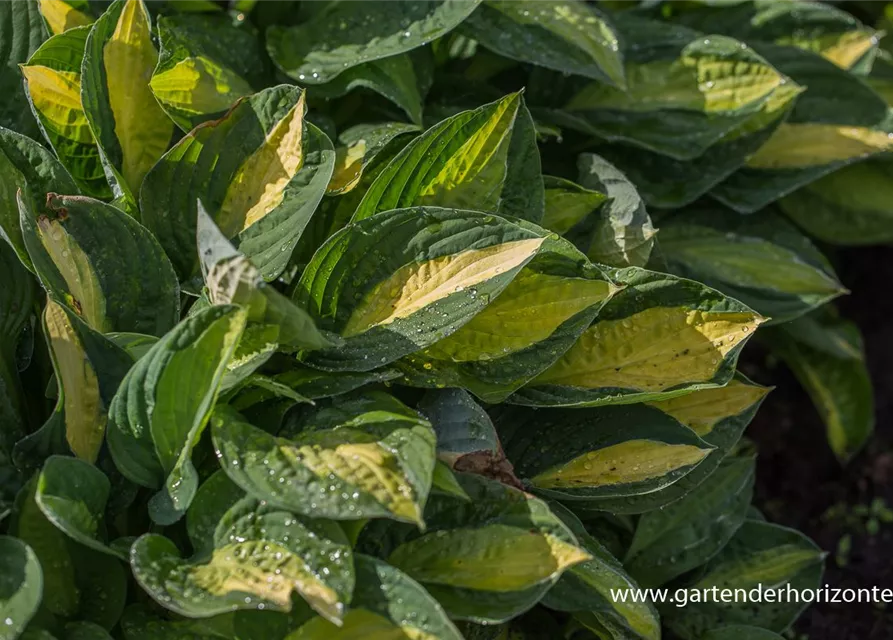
741 246 893 639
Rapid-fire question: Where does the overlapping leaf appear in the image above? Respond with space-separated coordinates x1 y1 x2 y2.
107 304 246 524
294 207 546 371
141 84 334 282
660 206 845 323
212 392 436 527
267 0 481 85
150 14 265 131
511 268 763 408
21 25 108 198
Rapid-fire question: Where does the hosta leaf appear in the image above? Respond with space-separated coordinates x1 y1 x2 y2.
80 0 174 197
35 455 121 557
198 204 331 356
497 403 712 502
712 43 893 213
625 456 755 587
778 156 893 245
0 125 77 269
382 473 590 623
542 504 660 640
132 496 353 623
764 313 874 462
42 299 134 463
0 241 34 454
21 26 109 198
267 0 481 84
397 226 617 402
511 268 763 408
593 80 802 209
311 51 432 126
289 555 462 640
186 471 244 558
107 305 246 524
140 85 335 282
417 388 500 464
294 207 545 371
325 122 419 196
540 175 606 236
64 622 115 640
0 536 42 640
212 394 436 526
567 374 770 515
353 93 543 223
461 1 624 87
12 479 128 627
37 0 94 35
269 366 401 401
151 14 264 131
677 0 878 70
663 521 824 638
27 194 180 335
660 207 845 323
576 153 655 268
0 1 47 139
561 16 788 160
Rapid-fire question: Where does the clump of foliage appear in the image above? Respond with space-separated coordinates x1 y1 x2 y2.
0 0 888 638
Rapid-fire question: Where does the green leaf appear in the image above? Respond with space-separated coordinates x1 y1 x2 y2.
267 1 481 84
461 1 624 87
779 155 893 245
576 153 655 268
37 0 94 36
288 555 463 640
541 504 660 640
0 125 78 270
80 0 175 196
12 479 128 628
0 536 43 640
676 0 878 70
35 455 122 558
269 366 402 401
625 456 755 587
132 495 354 623
42 299 134 463
197 204 331 356
140 85 335 282
560 16 790 160
325 122 420 196
497 403 713 503
592 81 802 209
21 25 109 198
396 227 617 402
64 622 114 640
764 312 874 462
511 268 763 408
540 175 607 237
712 43 893 213
659 206 845 323
311 51 432 126
27 194 180 336
0 1 47 140
663 521 824 638
353 93 543 223
384 473 590 623
212 393 436 526
150 14 264 131
106 304 246 524
417 388 500 463
294 207 545 371
0 241 34 455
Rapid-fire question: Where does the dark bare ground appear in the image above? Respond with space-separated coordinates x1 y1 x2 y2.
741 246 893 639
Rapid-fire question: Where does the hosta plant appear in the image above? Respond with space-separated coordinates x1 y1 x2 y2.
3 0 890 638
